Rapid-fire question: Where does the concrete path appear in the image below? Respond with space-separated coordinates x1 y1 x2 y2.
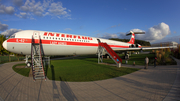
0 58 180 101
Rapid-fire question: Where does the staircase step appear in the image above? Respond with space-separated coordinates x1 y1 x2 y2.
34 69 43 71
100 42 122 63
33 69 43 72
32 34 46 81
34 68 43 70
34 72 44 74
34 67 43 69
34 75 44 77
35 76 45 80
34 69 43 72
34 67 43 70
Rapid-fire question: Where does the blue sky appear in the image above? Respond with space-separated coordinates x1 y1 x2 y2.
0 0 180 44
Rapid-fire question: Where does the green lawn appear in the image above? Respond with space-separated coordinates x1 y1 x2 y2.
119 53 155 65
45 58 139 82
12 53 176 81
12 63 30 77
91 53 155 65
0 56 25 64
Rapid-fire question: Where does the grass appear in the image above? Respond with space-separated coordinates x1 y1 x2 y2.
83 53 155 65
12 53 176 81
12 63 30 77
0 55 25 64
119 53 156 65
45 58 139 82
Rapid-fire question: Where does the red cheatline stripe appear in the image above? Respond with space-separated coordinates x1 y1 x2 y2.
7 38 130 48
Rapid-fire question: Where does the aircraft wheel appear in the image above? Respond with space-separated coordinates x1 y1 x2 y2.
26 62 31 67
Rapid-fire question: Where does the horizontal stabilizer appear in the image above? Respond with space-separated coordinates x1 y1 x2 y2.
126 31 145 36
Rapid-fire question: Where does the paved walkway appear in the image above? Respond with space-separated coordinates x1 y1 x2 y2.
0 58 180 101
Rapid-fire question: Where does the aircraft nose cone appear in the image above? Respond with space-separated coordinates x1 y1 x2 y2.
2 40 7 50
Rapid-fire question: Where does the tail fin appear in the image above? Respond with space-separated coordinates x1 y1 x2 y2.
128 32 135 44
127 31 145 44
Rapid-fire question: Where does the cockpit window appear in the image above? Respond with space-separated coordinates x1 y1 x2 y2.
10 33 16 38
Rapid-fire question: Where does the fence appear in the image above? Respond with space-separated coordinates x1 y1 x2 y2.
0 55 25 64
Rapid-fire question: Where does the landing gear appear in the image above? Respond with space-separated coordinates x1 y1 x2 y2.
25 55 31 67
124 52 129 59
26 62 31 67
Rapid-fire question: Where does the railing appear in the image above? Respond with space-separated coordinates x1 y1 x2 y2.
99 42 122 63
38 35 46 80
31 33 46 81
31 36 34 80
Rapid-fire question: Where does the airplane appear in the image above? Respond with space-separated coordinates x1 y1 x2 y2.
2 30 177 67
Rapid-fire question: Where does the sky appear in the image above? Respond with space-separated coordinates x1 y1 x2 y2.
0 0 180 44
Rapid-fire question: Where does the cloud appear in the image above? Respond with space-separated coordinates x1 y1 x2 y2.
100 22 171 43
15 12 28 19
101 33 119 39
64 28 72 31
0 22 8 31
0 0 71 19
14 0 71 19
0 4 15 15
144 22 171 41
120 22 171 42
20 0 45 17
151 35 180 44
48 2 67 16
110 24 121 28
13 0 23 7
1 29 22 36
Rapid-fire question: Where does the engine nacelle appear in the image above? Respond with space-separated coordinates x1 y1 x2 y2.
129 44 135 48
136 44 139 47
129 44 139 48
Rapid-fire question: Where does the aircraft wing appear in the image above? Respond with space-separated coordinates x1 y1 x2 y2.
112 46 177 51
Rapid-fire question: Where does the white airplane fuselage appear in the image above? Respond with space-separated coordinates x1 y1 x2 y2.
3 30 140 55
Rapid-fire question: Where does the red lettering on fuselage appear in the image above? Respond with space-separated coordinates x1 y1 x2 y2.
73 35 77 38
43 32 93 40
78 36 81 39
48 33 54 36
61 34 65 37
56 33 60 37
66 35 72 38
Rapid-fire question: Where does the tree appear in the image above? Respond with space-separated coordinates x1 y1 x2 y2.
0 34 9 55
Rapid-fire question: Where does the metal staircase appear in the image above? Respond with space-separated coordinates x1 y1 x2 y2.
31 32 46 81
97 39 122 67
